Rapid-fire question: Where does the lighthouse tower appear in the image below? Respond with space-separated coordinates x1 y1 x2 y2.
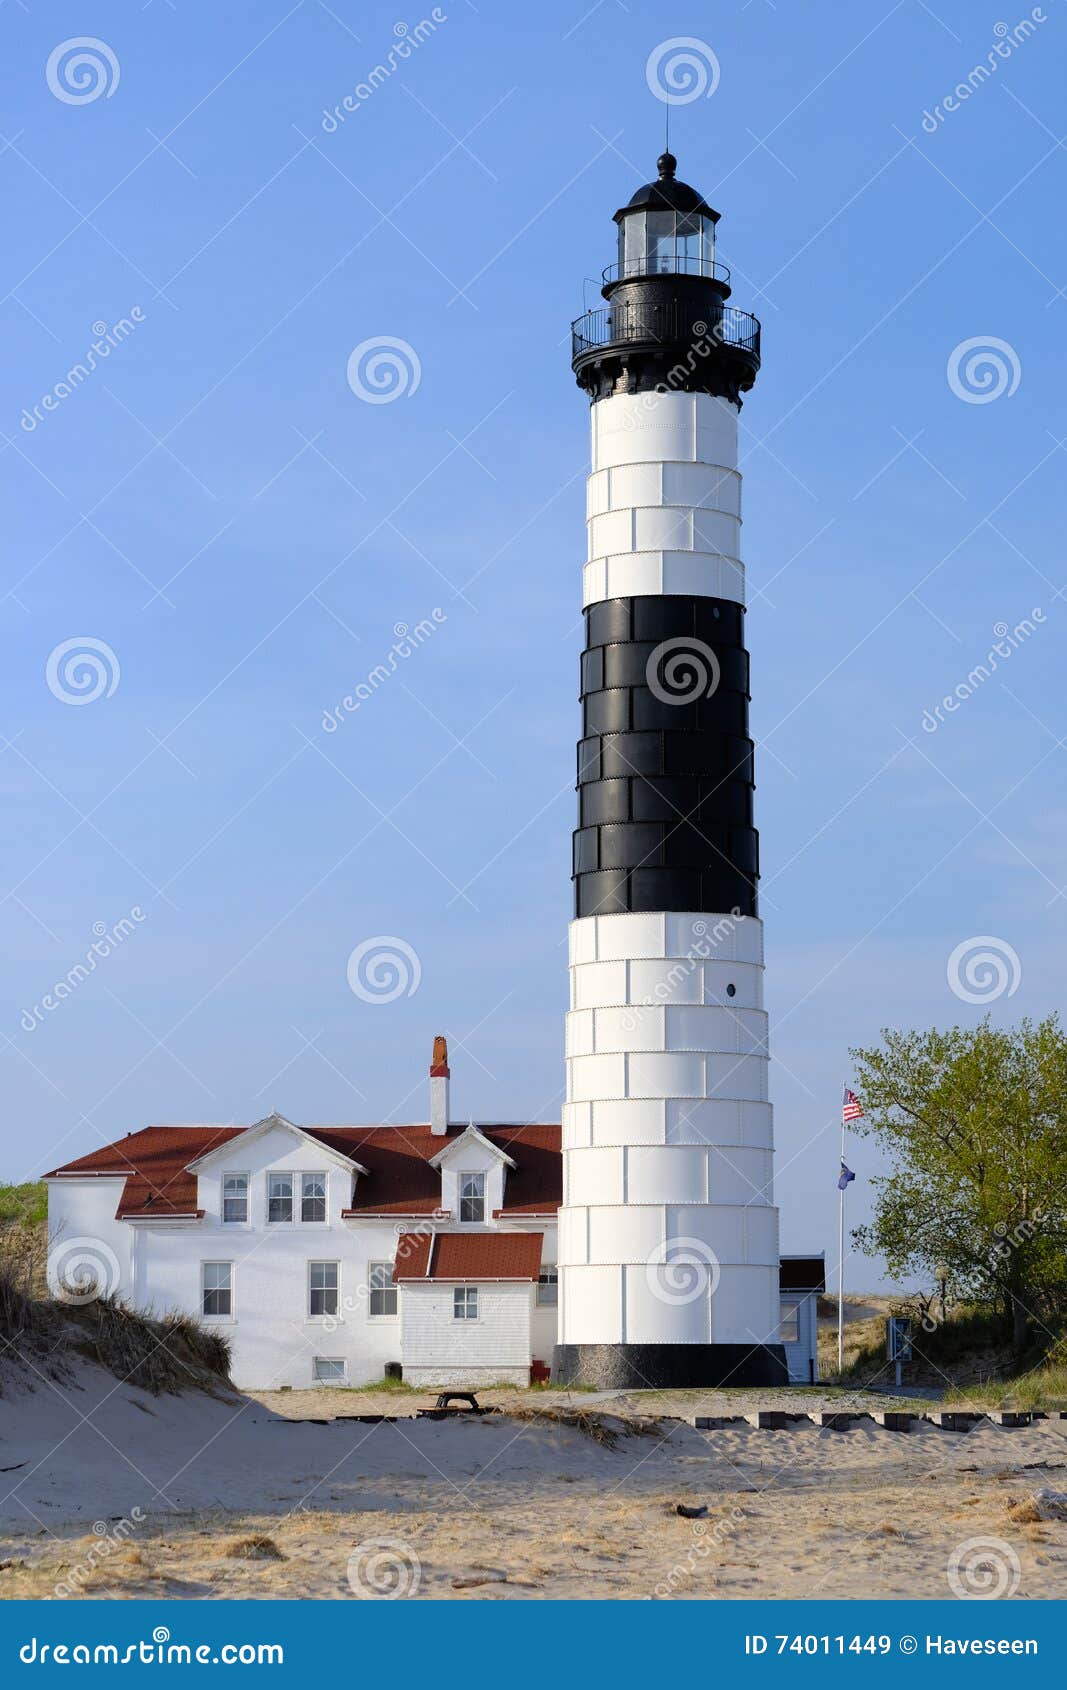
554 154 787 1388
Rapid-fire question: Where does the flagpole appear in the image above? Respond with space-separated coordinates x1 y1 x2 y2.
838 1089 846 1375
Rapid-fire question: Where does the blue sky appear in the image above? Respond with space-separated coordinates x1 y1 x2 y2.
2 0 1064 1291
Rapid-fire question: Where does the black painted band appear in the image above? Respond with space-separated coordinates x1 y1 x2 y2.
552 1341 788 1389
574 596 759 919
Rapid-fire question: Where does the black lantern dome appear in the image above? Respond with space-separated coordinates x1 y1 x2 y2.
571 154 760 405
612 152 721 284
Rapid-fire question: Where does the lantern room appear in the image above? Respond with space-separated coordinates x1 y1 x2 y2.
610 151 722 284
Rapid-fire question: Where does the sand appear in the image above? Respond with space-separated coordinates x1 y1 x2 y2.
2 1362 1067 1599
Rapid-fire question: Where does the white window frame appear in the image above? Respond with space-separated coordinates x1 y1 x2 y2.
202 1261 234 1321
367 1261 398 1320
453 1285 479 1321
308 1259 340 1320
536 1270 558 1307
312 1356 348 1386
458 1170 486 1224
221 1172 249 1225
779 1296 800 1345
301 1171 328 1224
267 1171 294 1224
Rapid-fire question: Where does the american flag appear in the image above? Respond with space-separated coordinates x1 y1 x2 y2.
842 1087 864 1123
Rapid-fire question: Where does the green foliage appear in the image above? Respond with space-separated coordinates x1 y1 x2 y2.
850 1017 1067 1348
0 1182 47 1227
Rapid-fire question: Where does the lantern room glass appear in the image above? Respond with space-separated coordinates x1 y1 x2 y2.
618 209 716 279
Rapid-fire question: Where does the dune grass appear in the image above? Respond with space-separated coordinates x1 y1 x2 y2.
945 1365 1067 1411
0 1218 232 1397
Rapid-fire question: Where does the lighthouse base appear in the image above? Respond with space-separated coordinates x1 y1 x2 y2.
552 1342 788 1391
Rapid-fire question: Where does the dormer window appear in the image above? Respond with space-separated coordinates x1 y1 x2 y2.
222 1173 248 1223
301 1172 327 1223
459 1171 486 1223
268 1172 293 1224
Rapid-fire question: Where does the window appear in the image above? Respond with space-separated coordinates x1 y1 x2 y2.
536 1271 558 1307
779 1298 800 1345
309 1261 339 1317
301 1171 327 1223
222 1173 248 1223
313 1356 347 1385
202 1262 232 1318
267 1172 293 1224
459 1171 485 1223
453 1286 478 1321
368 1261 397 1318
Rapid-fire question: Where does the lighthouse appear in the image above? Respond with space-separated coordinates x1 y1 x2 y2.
554 154 787 1388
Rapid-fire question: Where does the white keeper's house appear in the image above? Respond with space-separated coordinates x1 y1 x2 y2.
44 1037 822 1391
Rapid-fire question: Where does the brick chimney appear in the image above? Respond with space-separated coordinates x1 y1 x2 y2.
429 1035 450 1135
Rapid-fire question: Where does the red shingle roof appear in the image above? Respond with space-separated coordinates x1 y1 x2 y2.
44 1126 243 1218
44 1121 562 1221
333 1123 561 1217
394 1231 544 1281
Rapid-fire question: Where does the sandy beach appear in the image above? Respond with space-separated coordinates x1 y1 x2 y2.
2 1362 1067 1600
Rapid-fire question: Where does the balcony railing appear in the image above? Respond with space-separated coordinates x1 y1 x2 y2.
602 256 732 287
572 299 761 365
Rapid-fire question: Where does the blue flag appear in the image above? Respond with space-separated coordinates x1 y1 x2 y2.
838 1161 856 1191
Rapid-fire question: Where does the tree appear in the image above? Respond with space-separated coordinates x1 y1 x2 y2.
849 1016 1067 1349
